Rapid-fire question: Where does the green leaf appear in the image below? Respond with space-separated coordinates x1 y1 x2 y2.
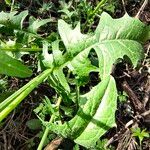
73 144 80 150
148 25 150 39
74 76 117 147
42 41 71 103
42 42 53 68
0 11 51 48
51 41 70 93
0 10 28 29
94 39 143 79
0 51 32 78
0 91 14 103
132 127 149 144
57 13 145 80
26 119 42 130
58 20 90 52
69 49 98 85
45 76 117 147
43 12 147 148
51 40 63 67
0 11 17 26
0 10 51 34
96 12 149 43
5 0 11 5
53 68 70 93
28 16 51 34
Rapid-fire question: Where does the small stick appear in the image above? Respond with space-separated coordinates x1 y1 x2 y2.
125 109 150 128
3 132 7 150
143 75 150 107
122 81 145 113
135 0 149 19
142 44 150 66
122 0 127 13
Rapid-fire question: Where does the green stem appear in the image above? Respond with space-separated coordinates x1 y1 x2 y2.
37 116 54 150
91 0 107 17
0 69 51 111
0 48 43 52
37 97 62 150
76 85 80 106
10 0 15 12
0 69 52 122
83 0 107 31
0 76 37 111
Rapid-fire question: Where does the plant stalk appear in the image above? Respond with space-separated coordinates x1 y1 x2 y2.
0 48 43 52
10 0 15 12
83 0 107 31
0 69 52 111
91 0 107 17
37 97 62 150
0 69 52 122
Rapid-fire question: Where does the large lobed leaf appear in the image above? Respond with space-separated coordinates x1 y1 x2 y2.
44 12 149 148
58 12 146 80
96 12 149 43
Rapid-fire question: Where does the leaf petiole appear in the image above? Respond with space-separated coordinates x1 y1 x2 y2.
0 68 52 122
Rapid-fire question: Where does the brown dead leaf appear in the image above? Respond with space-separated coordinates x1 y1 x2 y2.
44 137 63 150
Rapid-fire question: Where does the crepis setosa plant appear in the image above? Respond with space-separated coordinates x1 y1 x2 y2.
0 10 149 148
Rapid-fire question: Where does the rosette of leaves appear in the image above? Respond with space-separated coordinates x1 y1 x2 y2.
41 13 149 148
0 11 149 148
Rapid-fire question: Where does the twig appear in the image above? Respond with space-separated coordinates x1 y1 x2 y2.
122 81 145 113
125 109 150 128
142 44 150 66
125 115 141 129
10 0 15 12
3 132 7 150
105 133 120 148
142 109 150 117
143 75 150 107
122 0 126 13
135 0 149 19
